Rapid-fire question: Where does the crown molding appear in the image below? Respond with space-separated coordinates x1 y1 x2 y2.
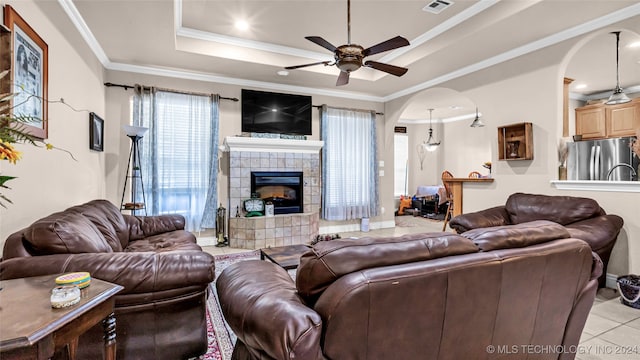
58 0 640 104
382 2 640 102
176 27 331 62
57 0 109 65
105 62 385 102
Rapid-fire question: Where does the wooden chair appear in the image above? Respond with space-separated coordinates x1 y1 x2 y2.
441 170 454 231
468 171 482 178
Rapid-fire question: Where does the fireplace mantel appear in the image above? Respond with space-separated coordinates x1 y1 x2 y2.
223 136 323 154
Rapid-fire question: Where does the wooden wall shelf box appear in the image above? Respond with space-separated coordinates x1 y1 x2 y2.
575 98 640 139
498 122 533 161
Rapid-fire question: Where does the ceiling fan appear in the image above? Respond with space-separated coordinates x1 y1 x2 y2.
284 0 410 86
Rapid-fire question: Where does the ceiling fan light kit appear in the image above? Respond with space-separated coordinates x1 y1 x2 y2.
285 0 410 86
605 31 631 105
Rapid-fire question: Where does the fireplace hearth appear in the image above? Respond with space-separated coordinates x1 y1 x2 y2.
251 171 303 214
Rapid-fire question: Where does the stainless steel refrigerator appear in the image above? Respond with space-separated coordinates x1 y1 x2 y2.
567 136 638 181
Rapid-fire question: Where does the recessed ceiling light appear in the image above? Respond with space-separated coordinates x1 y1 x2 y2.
235 20 249 31
277 70 289 76
574 83 587 90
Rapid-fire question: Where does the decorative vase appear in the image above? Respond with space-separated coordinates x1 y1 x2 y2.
558 165 567 180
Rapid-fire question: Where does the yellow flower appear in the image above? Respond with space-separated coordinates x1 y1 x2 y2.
0 141 22 164
45 143 54 150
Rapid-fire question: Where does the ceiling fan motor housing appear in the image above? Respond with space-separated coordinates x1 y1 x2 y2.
335 44 364 72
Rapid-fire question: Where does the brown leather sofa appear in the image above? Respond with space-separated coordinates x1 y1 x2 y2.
217 220 601 360
1 199 216 359
448 192 624 287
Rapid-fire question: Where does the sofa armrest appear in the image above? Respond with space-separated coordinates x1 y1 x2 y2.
565 214 624 253
0 251 215 294
124 214 186 240
216 260 323 360
449 205 510 233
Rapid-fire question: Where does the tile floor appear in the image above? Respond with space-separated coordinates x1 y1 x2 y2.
202 217 640 360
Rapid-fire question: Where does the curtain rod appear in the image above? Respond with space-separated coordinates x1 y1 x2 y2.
312 104 383 116
104 82 239 102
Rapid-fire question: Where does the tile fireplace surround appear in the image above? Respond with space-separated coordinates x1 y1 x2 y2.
224 136 323 249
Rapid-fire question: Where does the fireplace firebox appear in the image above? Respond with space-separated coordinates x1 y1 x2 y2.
251 171 303 214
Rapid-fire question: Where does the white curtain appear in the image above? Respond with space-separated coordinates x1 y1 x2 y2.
133 86 219 231
321 105 379 221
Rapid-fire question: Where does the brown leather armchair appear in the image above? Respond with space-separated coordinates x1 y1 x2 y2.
1 200 216 359
448 192 624 287
217 221 601 360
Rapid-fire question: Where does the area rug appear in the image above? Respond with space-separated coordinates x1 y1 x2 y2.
197 250 260 360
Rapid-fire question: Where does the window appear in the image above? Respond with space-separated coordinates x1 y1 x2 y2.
133 87 219 231
394 133 409 197
320 105 379 221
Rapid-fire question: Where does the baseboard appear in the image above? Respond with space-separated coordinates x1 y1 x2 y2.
197 236 218 247
606 273 618 289
319 220 395 235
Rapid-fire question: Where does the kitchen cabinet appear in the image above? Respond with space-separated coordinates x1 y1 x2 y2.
576 98 640 139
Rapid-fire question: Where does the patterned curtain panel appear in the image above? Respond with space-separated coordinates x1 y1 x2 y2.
133 86 219 231
321 105 379 221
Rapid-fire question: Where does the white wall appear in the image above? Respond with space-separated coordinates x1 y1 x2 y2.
0 1 106 253
103 70 389 234
386 59 640 278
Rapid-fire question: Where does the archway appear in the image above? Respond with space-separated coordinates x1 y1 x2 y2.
391 87 490 204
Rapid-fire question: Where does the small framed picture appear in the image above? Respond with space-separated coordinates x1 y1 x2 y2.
89 112 104 152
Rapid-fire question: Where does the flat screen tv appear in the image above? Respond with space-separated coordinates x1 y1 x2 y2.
241 89 312 135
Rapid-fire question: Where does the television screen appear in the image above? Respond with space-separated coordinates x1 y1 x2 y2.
241 89 312 135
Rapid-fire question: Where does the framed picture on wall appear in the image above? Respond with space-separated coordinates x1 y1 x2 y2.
89 112 104 152
4 5 48 139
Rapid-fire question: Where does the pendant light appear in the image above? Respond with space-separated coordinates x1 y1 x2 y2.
422 108 440 152
469 106 485 127
605 31 631 105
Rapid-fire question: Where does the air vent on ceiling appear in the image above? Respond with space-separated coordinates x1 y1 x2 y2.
423 0 454 14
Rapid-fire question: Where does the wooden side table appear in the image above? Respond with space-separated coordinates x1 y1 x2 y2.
0 274 123 360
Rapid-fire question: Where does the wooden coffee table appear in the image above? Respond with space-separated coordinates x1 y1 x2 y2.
260 244 312 270
0 274 123 360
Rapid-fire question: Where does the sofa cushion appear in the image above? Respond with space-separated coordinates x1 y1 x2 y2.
24 212 113 255
296 232 478 305
506 193 603 225
66 200 128 252
461 220 571 251
124 231 200 252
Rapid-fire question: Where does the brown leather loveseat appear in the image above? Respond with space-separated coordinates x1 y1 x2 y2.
217 220 601 360
1 199 216 359
448 192 624 287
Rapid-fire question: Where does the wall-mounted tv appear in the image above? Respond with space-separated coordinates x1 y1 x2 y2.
241 89 312 135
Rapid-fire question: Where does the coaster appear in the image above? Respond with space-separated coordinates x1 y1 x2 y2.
55 272 91 289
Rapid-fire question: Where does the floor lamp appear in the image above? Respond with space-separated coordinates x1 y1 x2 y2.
120 125 149 216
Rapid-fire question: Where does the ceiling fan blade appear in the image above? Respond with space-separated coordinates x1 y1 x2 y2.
305 36 338 53
336 71 350 86
364 61 408 77
362 36 410 57
285 61 331 70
